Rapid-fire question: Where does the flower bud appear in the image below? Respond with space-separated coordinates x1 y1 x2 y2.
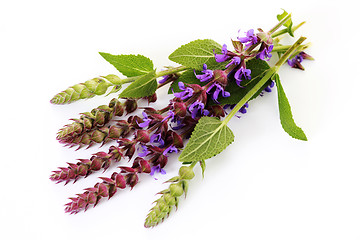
169 183 184 197
136 129 150 143
173 102 187 117
171 131 183 148
124 99 137 113
179 166 195 180
213 70 228 86
163 193 176 206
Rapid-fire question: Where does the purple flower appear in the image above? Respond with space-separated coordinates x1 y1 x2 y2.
138 145 149 157
238 29 258 48
161 110 175 123
188 101 209 119
264 80 275 92
234 67 251 86
214 44 231 63
138 112 151 128
239 102 249 114
257 44 273 61
195 64 213 82
225 56 241 68
150 133 165 146
163 145 178 156
158 75 170 84
287 54 304 70
150 165 166 180
206 82 230 103
174 82 194 100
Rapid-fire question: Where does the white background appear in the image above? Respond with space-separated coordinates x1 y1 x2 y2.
1 0 359 239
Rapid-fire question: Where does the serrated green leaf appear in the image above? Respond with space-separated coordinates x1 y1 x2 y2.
118 70 157 98
169 39 226 70
277 9 294 37
99 53 154 77
274 74 307 141
211 58 272 105
179 117 234 163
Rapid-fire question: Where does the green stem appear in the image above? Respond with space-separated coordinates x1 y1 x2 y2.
222 67 277 125
272 42 310 53
223 36 307 125
156 65 189 78
271 21 305 38
268 13 292 35
275 37 306 67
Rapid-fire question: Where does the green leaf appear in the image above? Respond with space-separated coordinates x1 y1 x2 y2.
169 39 226 70
179 117 234 163
168 69 206 94
277 9 294 37
211 58 272 105
118 70 157 98
274 74 307 141
99 53 154 77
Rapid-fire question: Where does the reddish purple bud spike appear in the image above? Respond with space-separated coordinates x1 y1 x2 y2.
90 158 103 171
108 185 117 199
77 165 88 176
140 160 151 173
98 183 109 197
87 192 97 204
99 177 115 185
115 174 126 189
119 166 136 173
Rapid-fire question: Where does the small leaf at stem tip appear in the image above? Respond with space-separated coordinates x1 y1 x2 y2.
274 74 307 141
179 117 234 163
277 9 294 37
99 53 154 77
118 70 157 99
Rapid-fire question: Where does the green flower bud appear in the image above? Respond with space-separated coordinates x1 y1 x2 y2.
163 193 176 206
179 166 195 180
169 183 184 197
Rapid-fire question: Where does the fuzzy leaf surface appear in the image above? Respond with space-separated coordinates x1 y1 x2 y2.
169 39 225 70
119 70 157 98
274 74 307 141
99 53 154 77
179 117 234 163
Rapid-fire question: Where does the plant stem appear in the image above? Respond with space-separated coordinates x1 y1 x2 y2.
156 66 189 78
222 67 277 125
271 21 306 38
223 36 307 125
272 42 310 53
268 13 292 35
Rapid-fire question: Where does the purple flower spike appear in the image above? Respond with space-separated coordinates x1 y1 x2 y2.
214 44 231 63
161 110 175 123
287 54 304 70
150 133 165 146
206 82 230 103
188 101 209 119
264 80 275 92
234 67 251 86
150 165 166 180
238 29 258 48
158 75 170 84
163 145 178 156
195 64 213 82
138 112 151 128
225 56 241 68
174 82 194 100
257 44 273 61
138 145 149 157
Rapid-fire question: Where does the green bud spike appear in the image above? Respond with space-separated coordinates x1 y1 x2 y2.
50 77 113 104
